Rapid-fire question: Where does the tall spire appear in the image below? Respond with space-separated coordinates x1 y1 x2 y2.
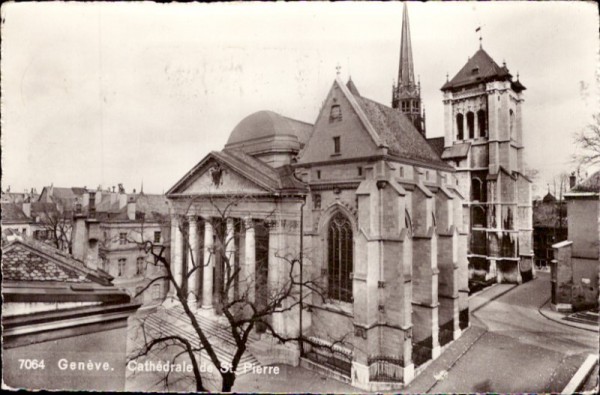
392 2 425 136
398 2 415 89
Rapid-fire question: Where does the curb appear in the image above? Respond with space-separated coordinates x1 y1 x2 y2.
470 283 518 313
538 299 598 333
561 354 599 394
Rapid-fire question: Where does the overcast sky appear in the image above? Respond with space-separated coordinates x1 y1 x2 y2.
1 1 598 197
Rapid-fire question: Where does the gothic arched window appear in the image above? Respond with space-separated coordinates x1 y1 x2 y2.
327 212 353 302
467 111 475 139
405 209 413 234
471 177 483 202
456 113 464 140
477 110 487 137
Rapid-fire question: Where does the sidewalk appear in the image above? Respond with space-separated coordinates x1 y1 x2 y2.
469 282 517 312
404 282 518 393
538 300 599 333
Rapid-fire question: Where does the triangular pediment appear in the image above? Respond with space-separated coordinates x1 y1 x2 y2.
167 153 273 196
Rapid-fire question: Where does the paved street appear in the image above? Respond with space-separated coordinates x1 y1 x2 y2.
429 272 598 393
126 272 598 393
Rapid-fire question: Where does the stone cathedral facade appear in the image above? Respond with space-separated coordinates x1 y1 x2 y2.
163 3 531 390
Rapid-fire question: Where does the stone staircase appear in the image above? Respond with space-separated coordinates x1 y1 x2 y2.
139 304 261 372
564 309 599 326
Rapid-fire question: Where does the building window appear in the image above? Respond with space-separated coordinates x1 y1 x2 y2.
333 136 341 154
154 231 161 243
317 170 321 179
152 283 162 299
456 113 464 140
136 257 145 276
399 167 404 177
313 194 321 210
327 212 353 303
119 232 127 245
472 206 486 228
471 177 483 202
477 109 487 137
357 166 363 176
405 210 413 234
467 111 475 139
509 109 515 140
118 258 127 277
329 104 342 122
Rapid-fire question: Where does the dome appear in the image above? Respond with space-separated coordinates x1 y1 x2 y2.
225 110 312 150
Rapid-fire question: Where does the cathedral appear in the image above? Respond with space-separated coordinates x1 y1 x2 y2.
164 3 531 390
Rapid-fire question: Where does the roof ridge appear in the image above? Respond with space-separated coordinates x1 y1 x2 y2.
334 78 386 149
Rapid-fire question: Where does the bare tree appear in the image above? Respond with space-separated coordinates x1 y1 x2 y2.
36 204 73 254
127 194 351 392
574 112 600 167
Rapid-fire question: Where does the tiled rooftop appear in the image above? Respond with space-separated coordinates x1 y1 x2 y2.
3 243 91 283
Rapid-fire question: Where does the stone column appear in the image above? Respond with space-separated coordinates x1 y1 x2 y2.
173 215 184 294
167 215 179 300
225 218 236 302
187 215 199 307
202 219 214 310
268 221 285 334
244 217 256 304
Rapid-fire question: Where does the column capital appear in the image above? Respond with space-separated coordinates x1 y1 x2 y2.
244 217 254 230
186 213 199 224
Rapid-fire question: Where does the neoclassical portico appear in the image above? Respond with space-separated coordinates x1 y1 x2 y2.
165 150 306 336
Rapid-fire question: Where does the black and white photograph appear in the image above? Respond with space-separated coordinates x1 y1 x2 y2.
1 1 598 393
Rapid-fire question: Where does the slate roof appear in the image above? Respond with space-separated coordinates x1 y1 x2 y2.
441 142 471 160
1 203 30 223
352 95 450 169
427 137 445 157
3 241 92 283
569 170 600 193
31 202 61 218
83 193 170 222
442 48 525 92
346 77 360 96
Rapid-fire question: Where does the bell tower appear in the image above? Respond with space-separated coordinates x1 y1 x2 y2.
392 2 426 136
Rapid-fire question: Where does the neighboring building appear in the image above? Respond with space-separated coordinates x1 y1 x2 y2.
434 42 533 284
1 202 32 239
2 238 140 391
533 192 567 270
38 185 87 212
1 187 39 204
73 189 171 307
1 199 73 252
164 4 469 390
551 171 600 312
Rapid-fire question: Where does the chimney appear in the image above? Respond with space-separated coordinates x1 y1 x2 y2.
22 201 31 218
89 191 96 218
127 195 136 221
82 191 90 208
569 172 577 189
119 191 127 209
